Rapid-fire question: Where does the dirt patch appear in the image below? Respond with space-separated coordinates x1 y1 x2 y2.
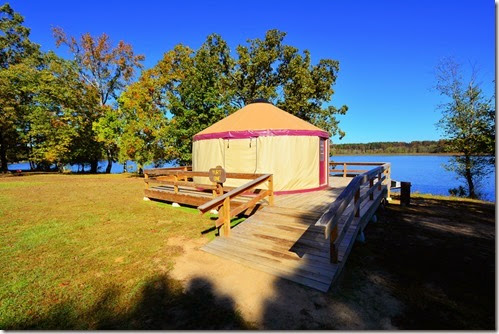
170 235 402 329
169 195 495 330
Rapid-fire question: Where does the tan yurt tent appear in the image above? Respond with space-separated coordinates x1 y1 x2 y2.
192 100 330 194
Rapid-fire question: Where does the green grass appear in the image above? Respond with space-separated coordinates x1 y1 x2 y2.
408 192 493 204
0 173 494 329
0 174 250 329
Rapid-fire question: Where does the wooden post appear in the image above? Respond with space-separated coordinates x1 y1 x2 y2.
330 224 338 264
369 178 374 200
221 196 231 237
354 188 360 217
173 175 179 194
343 163 347 178
378 172 382 190
400 181 411 206
386 166 391 199
268 175 274 206
144 172 149 189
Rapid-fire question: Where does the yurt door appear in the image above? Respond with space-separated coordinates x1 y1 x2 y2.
319 139 327 186
224 138 257 174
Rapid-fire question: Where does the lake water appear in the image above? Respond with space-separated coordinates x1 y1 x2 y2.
7 160 172 174
331 155 496 202
8 155 496 201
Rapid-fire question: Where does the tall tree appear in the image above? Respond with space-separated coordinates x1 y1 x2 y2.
53 28 144 172
26 52 100 171
118 69 171 173
168 34 235 164
232 29 347 138
120 36 235 166
0 3 40 172
231 29 284 107
277 45 348 138
435 58 495 199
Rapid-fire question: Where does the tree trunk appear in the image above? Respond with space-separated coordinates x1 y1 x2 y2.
90 160 98 173
464 155 476 199
105 158 112 174
0 133 7 173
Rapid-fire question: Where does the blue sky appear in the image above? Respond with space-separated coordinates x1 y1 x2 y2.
8 0 495 144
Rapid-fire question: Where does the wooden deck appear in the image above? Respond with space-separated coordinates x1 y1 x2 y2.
201 176 387 292
144 164 390 292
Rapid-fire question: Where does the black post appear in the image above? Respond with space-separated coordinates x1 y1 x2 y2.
400 182 411 206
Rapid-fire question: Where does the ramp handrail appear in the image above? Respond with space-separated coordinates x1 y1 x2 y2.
197 174 274 237
316 162 391 263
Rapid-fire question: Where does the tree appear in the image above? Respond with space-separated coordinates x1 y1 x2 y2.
26 52 101 171
232 29 348 138
231 30 284 106
120 36 235 166
435 58 495 199
118 70 171 173
0 3 40 172
53 28 144 173
277 45 348 138
168 34 235 164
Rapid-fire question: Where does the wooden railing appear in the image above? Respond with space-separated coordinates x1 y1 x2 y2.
144 166 224 197
330 161 391 199
144 166 265 196
144 166 274 237
198 174 274 237
317 162 391 264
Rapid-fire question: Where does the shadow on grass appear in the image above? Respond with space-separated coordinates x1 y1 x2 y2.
7 275 252 330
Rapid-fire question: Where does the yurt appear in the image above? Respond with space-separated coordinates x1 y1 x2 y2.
192 100 330 194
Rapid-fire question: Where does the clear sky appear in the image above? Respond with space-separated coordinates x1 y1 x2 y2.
8 0 495 144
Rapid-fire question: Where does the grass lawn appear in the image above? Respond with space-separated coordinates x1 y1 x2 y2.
0 173 495 329
0 173 249 329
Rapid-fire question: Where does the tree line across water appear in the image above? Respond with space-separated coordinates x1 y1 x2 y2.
330 140 451 155
0 4 347 174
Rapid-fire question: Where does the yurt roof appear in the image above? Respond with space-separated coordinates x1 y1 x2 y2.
193 101 329 141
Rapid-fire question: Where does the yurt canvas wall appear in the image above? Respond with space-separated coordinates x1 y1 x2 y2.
191 101 330 193
192 135 321 191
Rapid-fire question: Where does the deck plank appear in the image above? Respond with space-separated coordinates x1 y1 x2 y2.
202 243 332 292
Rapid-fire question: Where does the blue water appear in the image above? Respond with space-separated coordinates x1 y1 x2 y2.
7 155 496 201
7 160 175 174
330 155 496 202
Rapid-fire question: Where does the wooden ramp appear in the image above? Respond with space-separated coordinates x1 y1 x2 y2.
202 177 387 292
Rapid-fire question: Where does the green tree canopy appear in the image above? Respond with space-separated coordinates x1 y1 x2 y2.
0 3 41 171
435 57 495 199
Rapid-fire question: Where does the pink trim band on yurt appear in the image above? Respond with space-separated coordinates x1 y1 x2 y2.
274 184 330 195
193 129 330 141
